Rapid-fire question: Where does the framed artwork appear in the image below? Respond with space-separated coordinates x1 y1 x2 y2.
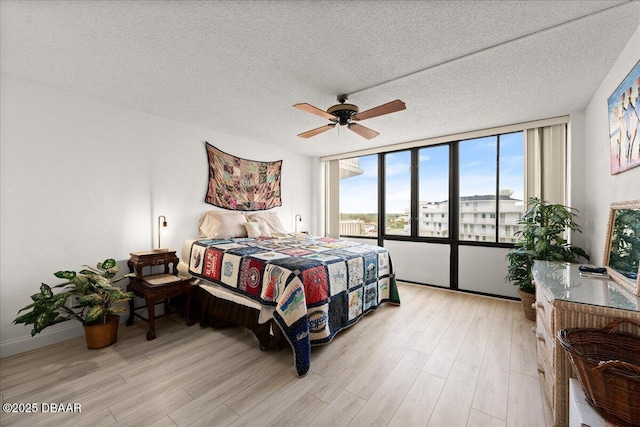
608 60 640 175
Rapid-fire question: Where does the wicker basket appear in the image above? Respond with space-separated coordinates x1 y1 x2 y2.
84 314 120 349
557 318 640 427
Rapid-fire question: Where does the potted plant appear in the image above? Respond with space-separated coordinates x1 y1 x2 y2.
506 197 589 321
14 258 134 349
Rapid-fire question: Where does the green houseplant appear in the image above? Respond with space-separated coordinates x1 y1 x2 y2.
14 258 133 348
506 197 589 320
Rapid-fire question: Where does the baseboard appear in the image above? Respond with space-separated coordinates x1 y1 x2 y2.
1 314 138 358
0 323 85 358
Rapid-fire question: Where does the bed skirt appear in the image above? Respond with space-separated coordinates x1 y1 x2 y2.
190 285 285 351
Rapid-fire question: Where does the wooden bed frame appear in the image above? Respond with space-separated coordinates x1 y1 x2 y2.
190 285 286 351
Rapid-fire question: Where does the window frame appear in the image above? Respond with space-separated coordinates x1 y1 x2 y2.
339 131 524 253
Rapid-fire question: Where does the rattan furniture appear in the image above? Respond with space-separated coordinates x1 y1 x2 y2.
127 250 195 340
532 261 640 427
558 319 640 426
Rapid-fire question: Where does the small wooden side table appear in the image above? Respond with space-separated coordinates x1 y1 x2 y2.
126 250 195 340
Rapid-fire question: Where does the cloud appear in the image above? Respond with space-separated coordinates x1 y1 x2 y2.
418 153 431 162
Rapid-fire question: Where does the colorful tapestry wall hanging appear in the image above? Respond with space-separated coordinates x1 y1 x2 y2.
205 142 282 211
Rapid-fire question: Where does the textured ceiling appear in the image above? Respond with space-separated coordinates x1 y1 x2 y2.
1 1 639 157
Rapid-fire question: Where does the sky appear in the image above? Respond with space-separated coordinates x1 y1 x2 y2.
340 132 524 214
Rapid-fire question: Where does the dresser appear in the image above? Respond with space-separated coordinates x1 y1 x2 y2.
532 261 640 427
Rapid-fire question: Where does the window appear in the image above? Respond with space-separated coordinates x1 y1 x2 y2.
339 155 378 237
458 132 525 242
459 136 497 242
418 145 449 238
334 131 525 244
499 132 525 239
385 151 411 236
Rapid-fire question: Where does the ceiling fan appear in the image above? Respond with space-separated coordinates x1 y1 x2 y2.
293 95 406 139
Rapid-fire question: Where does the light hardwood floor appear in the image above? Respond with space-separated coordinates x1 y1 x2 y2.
0 282 552 426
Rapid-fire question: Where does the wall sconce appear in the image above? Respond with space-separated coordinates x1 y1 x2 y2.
157 215 168 249
295 214 302 233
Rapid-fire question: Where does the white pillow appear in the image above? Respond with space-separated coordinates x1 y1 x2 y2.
257 221 271 235
198 211 248 239
246 212 286 234
244 222 263 238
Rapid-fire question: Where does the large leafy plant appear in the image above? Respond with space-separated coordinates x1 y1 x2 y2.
15 259 133 336
506 197 589 293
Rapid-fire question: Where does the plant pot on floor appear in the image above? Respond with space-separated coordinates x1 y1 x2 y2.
84 314 120 349
518 289 536 322
506 198 589 322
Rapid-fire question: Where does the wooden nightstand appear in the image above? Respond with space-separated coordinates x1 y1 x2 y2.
126 250 195 340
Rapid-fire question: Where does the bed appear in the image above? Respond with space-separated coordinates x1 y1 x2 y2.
180 211 400 377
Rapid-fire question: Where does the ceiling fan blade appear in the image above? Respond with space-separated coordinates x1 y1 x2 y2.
348 123 379 139
297 123 336 138
293 103 338 121
353 99 406 121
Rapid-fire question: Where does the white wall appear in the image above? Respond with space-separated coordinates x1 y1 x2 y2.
459 246 518 298
383 240 450 287
582 26 640 264
0 74 315 357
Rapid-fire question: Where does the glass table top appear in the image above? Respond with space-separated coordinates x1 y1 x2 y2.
532 261 640 312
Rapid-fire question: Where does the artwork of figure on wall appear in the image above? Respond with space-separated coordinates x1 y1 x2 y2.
608 60 640 175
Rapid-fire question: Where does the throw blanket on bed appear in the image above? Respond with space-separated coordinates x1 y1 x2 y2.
187 234 400 376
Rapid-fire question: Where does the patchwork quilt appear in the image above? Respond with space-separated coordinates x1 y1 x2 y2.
187 234 400 376
204 143 282 211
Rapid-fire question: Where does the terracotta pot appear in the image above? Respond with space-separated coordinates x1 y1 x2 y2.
84 314 120 349
517 289 537 322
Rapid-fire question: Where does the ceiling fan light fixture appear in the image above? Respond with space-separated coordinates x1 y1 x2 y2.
294 96 405 139
326 103 359 125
